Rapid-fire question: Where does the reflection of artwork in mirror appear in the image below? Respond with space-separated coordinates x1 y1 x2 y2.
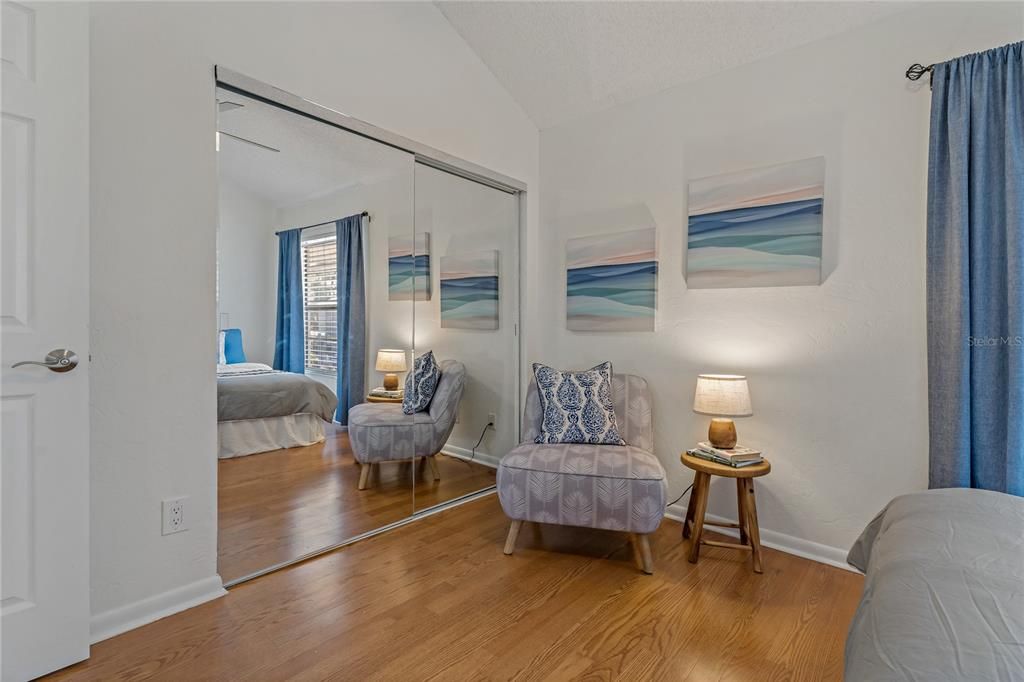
440 250 499 330
566 228 657 331
389 232 431 301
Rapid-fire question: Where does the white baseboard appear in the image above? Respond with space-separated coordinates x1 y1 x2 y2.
441 443 500 469
665 503 858 573
90 575 226 644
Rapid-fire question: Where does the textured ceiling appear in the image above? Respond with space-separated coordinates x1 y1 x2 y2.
216 87 405 208
437 1 910 129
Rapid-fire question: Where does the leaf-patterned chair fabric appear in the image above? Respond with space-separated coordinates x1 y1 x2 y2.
349 359 466 464
497 373 666 535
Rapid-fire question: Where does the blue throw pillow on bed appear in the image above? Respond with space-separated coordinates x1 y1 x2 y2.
220 328 246 364
403 351 441 415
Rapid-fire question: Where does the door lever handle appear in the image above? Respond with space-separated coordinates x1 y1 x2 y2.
12 349 79 373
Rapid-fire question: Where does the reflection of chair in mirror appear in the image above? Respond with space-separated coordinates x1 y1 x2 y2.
496 373 666 574
348 359 465 490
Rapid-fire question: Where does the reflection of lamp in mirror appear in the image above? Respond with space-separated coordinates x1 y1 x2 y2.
693 374 752 449
375 349 408 391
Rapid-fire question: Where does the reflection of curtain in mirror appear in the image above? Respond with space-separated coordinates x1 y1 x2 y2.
273 228 305 373
335 215 366 424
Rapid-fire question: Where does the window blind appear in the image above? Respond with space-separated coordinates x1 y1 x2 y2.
301 236 337 374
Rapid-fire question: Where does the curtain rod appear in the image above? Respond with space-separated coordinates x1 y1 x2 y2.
905 63 934 88
275 212 369 235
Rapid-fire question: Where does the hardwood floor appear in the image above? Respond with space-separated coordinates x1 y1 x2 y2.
218 423 497 583
51 495 863 681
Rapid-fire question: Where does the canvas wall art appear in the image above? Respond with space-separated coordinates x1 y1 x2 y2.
686 156 824 289
566 228 657 332
388 232 431 301
440 251 499 330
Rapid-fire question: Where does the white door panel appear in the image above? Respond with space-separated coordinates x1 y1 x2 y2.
1 2 90 679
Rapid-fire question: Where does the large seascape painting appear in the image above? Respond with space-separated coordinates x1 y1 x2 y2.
566 228 657 332
388 232 431 301
440 251 499 330
687 157 824 288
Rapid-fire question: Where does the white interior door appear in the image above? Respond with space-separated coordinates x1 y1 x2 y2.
1 1 90 679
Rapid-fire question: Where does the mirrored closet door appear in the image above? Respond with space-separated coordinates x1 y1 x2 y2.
215 84 416 584
411 163 520 513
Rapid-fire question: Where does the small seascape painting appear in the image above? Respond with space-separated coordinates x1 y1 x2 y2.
566 228 657 332
686 157 824 288
388 232 431 301
440 251 499 330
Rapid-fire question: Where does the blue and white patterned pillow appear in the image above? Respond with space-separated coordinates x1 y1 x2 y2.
403 351 441 415
533 361 625 445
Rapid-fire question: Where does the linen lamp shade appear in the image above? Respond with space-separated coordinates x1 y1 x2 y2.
693 374 752 449
376 349 407 391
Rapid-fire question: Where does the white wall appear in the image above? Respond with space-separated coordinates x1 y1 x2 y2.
89 0 537 639
537 3 1023 564
217 181 277 365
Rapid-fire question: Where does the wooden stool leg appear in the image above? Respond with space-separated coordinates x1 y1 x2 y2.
687 472 711 564
741 478 763 574
358 463 371 490
736 477 748 546
503 520 523 555
682 476 699 539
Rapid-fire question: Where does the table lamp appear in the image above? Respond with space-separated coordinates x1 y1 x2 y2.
693 374 752 449
375 349 407 391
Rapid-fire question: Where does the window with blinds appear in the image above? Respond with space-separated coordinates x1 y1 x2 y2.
301 236 337 374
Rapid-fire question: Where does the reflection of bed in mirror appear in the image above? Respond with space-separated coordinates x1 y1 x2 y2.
217 362 338 458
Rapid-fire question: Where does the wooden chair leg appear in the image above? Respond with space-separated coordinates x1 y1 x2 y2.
682 476 699 539
742 477 764 574
629 534 644 571
687 472 711 564
736 477 749 546
358 463 371 490
428 455 441 481
503 520 523 555
636 534 654 575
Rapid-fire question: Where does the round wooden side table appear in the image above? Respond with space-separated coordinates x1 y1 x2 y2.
680 452 771 574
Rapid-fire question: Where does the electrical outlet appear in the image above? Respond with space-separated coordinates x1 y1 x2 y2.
162 496 188 535
488 412 497 428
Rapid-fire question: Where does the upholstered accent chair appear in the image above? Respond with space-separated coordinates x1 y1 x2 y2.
348 359 465 490
497 373 666 573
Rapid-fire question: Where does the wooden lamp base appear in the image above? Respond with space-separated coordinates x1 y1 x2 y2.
708 418 737 449
383 373 400 391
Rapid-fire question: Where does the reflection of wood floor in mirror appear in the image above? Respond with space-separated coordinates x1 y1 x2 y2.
218 422 496 584
50 494 863 681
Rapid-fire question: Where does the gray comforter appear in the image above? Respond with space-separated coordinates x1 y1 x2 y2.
846 488 1024 681
217 366 338 422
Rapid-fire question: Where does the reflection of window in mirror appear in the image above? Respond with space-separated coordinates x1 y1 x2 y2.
300 234 338 376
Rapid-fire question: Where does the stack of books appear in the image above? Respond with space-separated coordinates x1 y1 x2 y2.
369 387 404 399
687 442 763 468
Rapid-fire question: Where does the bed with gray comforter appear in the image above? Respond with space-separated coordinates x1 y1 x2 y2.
217 363 338 422
845 488 1024 681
